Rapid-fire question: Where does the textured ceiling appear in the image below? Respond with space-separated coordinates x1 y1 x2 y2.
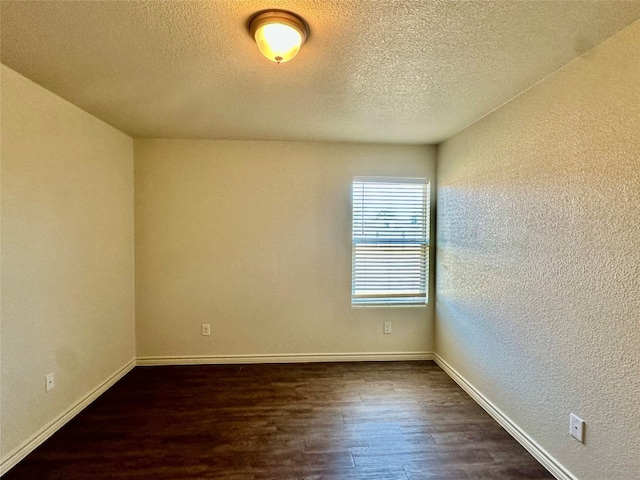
2 1 640 144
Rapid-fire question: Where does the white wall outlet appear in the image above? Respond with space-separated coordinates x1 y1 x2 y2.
201 323 211 336
46 373 55 392
384 321 392 334
570 413 585 443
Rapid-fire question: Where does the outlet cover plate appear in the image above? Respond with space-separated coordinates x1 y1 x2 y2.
46 373 55 392
570 413 585 443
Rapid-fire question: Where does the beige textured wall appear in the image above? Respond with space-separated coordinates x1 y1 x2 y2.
135 139 435 359
436 21 640 480
1 66 135 459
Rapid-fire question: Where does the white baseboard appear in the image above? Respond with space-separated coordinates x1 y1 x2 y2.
0 358 136 476
137 351 434 366
433 354 577 480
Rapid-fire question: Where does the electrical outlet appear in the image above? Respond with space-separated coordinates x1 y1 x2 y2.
201 323 211 336
46 373 55 392
384 321 392 334
570 413 585 443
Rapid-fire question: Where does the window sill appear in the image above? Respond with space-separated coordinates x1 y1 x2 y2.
351 303 428 308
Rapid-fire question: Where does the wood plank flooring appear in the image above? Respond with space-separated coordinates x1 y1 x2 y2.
2 361 554 479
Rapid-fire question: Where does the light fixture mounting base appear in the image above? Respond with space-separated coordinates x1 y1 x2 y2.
248 9 309 43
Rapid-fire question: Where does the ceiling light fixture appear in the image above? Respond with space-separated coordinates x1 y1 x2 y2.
249 10 309 64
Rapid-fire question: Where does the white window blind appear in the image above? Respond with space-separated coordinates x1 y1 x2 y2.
352 177 430 306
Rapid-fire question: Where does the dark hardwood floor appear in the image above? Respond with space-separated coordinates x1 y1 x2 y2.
2 361 554 479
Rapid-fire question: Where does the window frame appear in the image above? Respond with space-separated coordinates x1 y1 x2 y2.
351 176 430 307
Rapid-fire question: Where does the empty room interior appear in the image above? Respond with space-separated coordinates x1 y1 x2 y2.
1 1 639 479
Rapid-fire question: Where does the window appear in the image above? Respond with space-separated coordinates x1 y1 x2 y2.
351 177 430 306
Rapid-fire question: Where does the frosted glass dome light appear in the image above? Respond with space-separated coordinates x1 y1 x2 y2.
249 10 309 64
